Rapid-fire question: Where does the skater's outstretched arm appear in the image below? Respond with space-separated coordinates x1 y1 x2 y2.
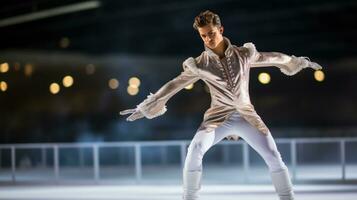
120 57 200 121
243 43 322 75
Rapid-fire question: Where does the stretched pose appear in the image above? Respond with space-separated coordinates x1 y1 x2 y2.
120 10 322 200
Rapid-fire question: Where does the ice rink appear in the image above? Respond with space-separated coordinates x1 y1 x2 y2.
1 138 357 200
1 184 357 200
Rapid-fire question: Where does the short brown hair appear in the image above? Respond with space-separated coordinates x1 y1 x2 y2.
193 10 222 30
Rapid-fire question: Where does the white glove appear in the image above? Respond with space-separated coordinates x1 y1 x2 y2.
300 56 323 70
308 61 322 71
119 108 144 121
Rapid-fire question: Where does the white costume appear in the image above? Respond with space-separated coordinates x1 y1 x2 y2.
120 37 322 200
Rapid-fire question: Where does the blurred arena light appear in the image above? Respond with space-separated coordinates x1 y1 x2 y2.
258 72 271 84
129 77 141 88
184 83 194 90
62 75 74 87
49 83 60 94
86 64 96 75
127 85 139 95
14 62 21 71
0 63 9 73
314 70 325 82
109 78 119 89
24 64 33 77
0 81 8 92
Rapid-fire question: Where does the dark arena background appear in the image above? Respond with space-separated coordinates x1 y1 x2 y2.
0 1 357 199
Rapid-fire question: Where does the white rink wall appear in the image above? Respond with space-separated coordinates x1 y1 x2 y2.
1 137 357 184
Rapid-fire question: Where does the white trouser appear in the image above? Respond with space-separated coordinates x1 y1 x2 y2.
183 112 295 200
184 112 287 172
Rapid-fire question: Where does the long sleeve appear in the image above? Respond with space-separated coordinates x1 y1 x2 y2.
243 42 322 76
136 57 200 119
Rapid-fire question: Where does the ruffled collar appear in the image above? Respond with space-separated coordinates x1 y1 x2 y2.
204 37 234 58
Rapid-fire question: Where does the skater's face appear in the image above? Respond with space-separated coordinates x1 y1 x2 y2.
197 24 224 50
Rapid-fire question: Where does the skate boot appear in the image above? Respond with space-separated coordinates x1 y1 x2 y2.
270 168 295 200
182 170 202 200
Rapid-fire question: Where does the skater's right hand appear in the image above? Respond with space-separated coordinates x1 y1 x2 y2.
120 108 144 121
301 57 323 71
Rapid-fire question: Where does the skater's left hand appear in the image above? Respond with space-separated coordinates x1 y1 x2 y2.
120 108 144 121
308 61 322 71
301 57 322 71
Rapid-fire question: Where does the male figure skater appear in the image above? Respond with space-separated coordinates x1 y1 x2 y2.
120 10 322 200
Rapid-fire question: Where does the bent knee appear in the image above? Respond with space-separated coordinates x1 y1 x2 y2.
187 141 206 157
185 141 210 171
185 145 204 171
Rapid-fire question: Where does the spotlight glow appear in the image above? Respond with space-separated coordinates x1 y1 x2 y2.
0 63 9 73
62 75 74 87
258 72 271 84
314 70 325 82
49 83 60 94
185 83 194 90
127 85 139 95
129 77 141 88
109 78 119 89
0 81 7 91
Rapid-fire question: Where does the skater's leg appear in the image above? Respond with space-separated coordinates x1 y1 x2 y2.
182 130 214 200
184 130 215 172
183 118 236 200
269 167 295 200
233 116 294 200
230 114 286 171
